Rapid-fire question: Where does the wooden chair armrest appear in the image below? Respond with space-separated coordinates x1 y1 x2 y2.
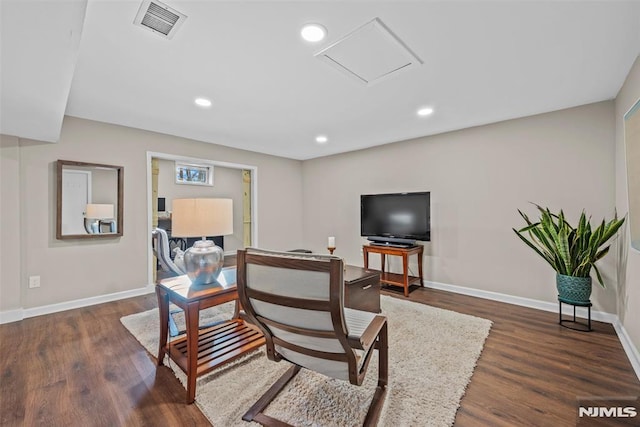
351 315 387 350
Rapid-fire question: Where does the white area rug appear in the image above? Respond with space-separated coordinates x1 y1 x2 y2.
121 296 492 426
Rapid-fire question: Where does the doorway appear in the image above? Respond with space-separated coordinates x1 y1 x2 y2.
146 152 258 285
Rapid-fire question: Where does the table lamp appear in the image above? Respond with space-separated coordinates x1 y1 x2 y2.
85 203 114 234
171 198 233 285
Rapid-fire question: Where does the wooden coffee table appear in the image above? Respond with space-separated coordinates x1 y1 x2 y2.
155 267 265 404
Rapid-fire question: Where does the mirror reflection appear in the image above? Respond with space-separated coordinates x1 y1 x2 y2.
56 160 123 239
625 98 640 251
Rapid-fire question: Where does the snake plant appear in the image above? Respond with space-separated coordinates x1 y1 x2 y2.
513 204 625 287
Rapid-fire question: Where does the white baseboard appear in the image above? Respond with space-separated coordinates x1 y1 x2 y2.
0 308 24 324
613 319 640 381
424 280 617 322
424 279 639 381
0 284 155 324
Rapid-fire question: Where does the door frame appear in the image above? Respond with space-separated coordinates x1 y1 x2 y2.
146 151 258 286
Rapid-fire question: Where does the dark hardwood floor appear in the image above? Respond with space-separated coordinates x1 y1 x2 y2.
1 283 638 426
0 292 210 427
389 286 640 427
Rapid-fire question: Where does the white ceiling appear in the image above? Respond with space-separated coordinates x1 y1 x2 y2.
1 1 639 160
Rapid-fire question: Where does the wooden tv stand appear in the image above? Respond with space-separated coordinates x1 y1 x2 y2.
363 244 424 297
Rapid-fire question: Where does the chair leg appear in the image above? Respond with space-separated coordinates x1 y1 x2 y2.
364 322 388 426
242 365 301 424
378 321 388 388
244 324 389 427
253 413 293 427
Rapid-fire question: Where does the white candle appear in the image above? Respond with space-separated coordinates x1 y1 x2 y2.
328 236 335 248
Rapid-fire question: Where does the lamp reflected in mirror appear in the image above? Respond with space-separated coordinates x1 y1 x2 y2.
84 203 116 234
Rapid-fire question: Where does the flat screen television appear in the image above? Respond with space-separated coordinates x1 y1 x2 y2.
361 192 430 246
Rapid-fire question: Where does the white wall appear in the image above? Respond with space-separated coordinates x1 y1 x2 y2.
0 134 22 314
1 95 634 346
156 158 245 253
1 116 303 311
615 55 640 352
91 167 118 206
157 159 240 212
302 102 618 313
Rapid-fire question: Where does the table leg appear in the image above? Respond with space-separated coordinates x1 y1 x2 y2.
402 254 409 297
381 254 386 274
156 286 169 366
417 248 424 287
233 300 241 319
185 301 200 404
364 250 369 269
558 301 562 324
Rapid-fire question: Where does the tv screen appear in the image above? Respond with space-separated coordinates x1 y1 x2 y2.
361 192 430 242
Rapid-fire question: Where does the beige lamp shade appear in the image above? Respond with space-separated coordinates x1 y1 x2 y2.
85 203 114 219
171 198 233 238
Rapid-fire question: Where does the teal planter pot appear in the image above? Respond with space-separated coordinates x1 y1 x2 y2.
556 274 592 304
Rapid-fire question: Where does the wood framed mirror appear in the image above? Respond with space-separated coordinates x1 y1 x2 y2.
56 160 124 239
625 98 640 252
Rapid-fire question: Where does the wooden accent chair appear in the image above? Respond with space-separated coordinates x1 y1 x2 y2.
237 248 388 426
151 228 185 276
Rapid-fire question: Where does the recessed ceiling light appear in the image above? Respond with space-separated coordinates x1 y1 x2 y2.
417 107 434 117
194 97 212 108
301 24 327 42
315 135 328 144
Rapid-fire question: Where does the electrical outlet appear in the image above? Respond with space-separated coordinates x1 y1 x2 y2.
29 275 40 288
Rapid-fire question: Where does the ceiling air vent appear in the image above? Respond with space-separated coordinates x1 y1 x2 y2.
315 18 422 86
134 1 187 39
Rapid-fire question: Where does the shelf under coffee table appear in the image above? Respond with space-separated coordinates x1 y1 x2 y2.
166 319 264 378
156 268 265 404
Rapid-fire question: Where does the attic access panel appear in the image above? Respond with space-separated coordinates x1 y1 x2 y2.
315 18 422 86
